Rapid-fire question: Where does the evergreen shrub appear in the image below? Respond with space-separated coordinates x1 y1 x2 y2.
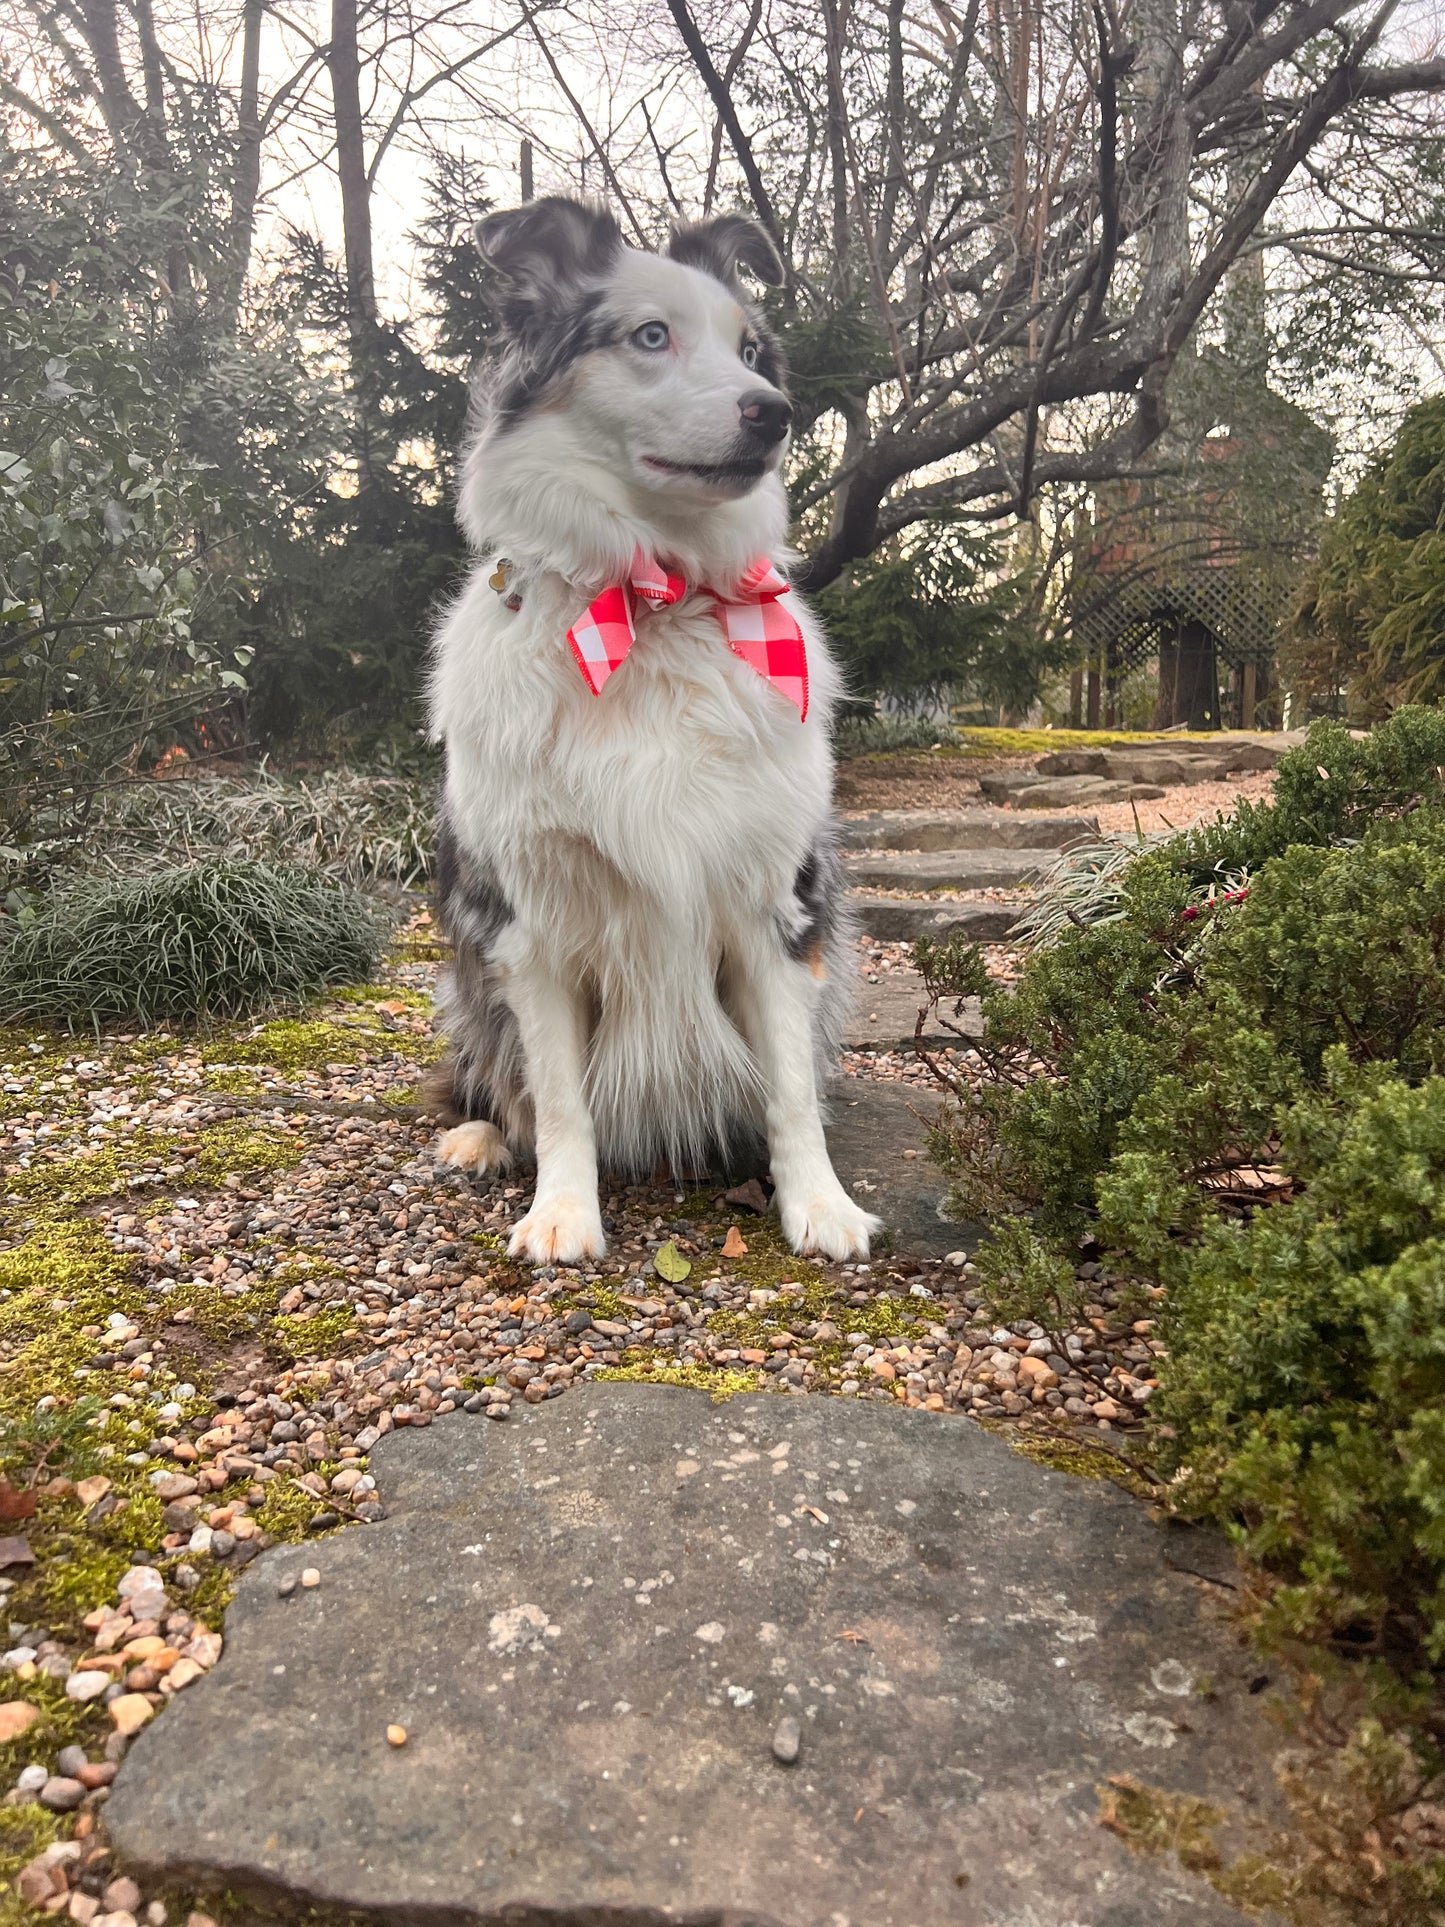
923 709 1445 1659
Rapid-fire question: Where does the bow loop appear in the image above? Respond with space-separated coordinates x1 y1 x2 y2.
565 545 807 719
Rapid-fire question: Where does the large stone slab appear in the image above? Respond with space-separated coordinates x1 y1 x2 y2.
110 1388 1274 1927
851 896 1023 943
840 809 1099 852
844 848 1048 892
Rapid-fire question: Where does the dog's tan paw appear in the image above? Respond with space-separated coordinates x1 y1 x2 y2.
508 1195 606 1266
436 1121 512 1176
780 1189 881 1263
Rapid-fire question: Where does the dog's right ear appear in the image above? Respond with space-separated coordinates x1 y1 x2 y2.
474 198 623 333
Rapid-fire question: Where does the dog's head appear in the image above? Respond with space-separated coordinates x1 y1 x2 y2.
472 198 790 510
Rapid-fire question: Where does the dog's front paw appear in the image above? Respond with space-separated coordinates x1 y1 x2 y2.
778 1187 882 1262
436 1121 512 1177
509 1194 607 1266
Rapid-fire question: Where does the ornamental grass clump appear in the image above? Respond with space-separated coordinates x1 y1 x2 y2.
0 860 386 1028
920 708 1445 1667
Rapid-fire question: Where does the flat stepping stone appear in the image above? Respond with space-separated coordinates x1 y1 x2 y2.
842 967 982 1055
978 772 1166 808
825 1077 976 1253
852 895 1023 943
844 848 1048 892
841 808 1099 852
109 1387 1273 1926
1037 735 1292 783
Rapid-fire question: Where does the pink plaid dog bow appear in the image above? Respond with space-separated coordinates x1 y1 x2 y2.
565 548 808 719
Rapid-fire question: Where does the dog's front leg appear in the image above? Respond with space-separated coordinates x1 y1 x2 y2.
498 934 606 1266
733 935 881 1262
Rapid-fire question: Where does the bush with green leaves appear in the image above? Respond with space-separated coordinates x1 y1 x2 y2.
0 861 386 1028
922 709 1445 1662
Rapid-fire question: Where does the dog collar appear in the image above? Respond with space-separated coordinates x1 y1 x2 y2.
564 548 808 720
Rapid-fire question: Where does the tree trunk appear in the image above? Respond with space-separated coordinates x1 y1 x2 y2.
219 0 264 335
327 0 380 496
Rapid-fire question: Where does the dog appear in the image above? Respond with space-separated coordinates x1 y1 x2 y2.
427 195 880 1268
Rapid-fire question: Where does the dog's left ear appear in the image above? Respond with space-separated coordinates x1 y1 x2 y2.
668 215 786 290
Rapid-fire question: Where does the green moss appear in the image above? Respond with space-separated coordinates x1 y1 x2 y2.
194 1120 304 1189
4 1118 300 1214
274 1305 355 1359
595 1356 764 1400
382 1082 423 1109
0 1674 101 1793
254 1474 344 1542
210 1018 367 1073
1000 1427 1156 1500
0 1220 144 1436
0 1802 63 1917
1100 1775 1225 1874
954 726 1229 758
201 1067 266 1096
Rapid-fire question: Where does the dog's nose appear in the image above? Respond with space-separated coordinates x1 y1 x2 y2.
738 390 791 445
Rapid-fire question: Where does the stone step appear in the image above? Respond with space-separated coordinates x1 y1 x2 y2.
841 967 984 1053
844 848 1048 892
840 808 1099 852
109 1383 1270 1927
1037 732 1298 783
978 772 1166 808
851 894 1025 943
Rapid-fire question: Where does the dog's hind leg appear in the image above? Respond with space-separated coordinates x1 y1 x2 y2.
436 1119 512 1176
496 930 606 1266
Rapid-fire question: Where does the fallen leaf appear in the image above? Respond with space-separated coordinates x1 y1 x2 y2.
0 1481 36 1522
835 1628 870 1645
723 1178 770 1216
654 1241 691 1284
721 1225 748 1258
801 1505 829 1525
0 1534 34 1569
1317 765 1331 781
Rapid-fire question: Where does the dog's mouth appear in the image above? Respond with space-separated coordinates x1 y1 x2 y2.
642 455 769 487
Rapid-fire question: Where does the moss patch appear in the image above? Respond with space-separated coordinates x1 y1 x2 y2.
209 1018 368 1074
1099 1775 1224 1874
5 1118 301 1212
274 1304 356 1360
1000 1427 1156 1500
0 1803 63 1920
595 1357 764 1400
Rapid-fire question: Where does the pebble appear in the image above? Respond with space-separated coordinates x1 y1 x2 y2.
108 1693 156 1735
56 1745 89 1777
771 1716 801 1765
0 1699 39 1741
300 1568 321 1589
16 1763 48 1794
39 1774 87 1811
386 1724 407 1746
103 1879 143 1915
277 1574 298 1598
66 1669 112 1702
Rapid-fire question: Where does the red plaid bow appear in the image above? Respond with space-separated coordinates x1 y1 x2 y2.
565 548 808 719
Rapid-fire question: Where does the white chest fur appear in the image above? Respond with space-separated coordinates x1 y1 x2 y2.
430 565 839 957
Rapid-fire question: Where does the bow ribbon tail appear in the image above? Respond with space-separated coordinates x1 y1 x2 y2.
566 581 638 697
714 589 810 721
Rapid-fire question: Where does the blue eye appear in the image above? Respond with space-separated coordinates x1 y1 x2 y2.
632 321 669 351
741 341 759 369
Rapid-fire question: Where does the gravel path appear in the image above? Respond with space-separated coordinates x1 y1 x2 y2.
1 893 1159 1912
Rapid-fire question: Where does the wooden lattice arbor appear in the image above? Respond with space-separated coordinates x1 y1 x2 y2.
1066 354 1332 730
